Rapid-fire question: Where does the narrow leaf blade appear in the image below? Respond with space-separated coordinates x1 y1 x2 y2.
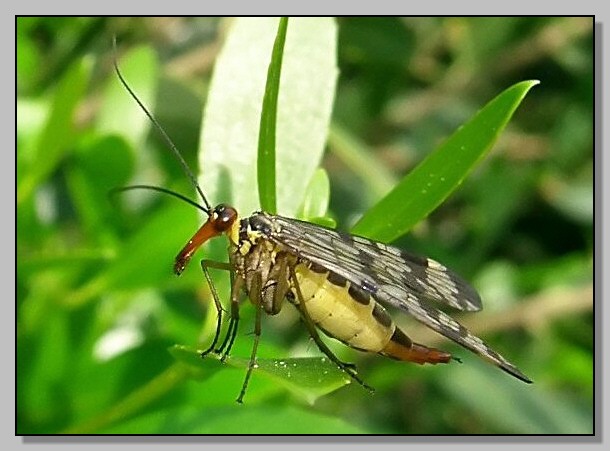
352 80 540 242
257 17 288 213
200 18 337 217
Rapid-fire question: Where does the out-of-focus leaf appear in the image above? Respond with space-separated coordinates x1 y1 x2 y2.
98 46 159 149
17 59 90 205
64 201 199 307
437 359 592 434
101 403 369 434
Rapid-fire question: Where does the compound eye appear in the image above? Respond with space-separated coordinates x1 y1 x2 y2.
213 204 238 232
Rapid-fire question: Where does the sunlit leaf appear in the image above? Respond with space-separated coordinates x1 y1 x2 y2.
170 345 350 404
200 17 338 217
352 80 540 242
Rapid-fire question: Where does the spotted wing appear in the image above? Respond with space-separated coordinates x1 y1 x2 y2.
255 212 531 383
264 214 482 311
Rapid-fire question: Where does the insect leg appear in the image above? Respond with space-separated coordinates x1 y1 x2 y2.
270 252 289 314
288 265 375 393
236 272 263 404
199 259 231 356
217 275 244 360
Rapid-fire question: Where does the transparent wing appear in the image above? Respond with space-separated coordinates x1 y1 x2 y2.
251 212 531 383
263 213 482 311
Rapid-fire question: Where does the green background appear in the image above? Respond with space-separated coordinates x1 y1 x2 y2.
17 17 593 434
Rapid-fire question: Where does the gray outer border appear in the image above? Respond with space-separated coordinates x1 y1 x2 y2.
9 4 604 449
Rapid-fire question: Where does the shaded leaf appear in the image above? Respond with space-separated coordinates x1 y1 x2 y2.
438 360 592 434
102 403 368 434
17 59 90 205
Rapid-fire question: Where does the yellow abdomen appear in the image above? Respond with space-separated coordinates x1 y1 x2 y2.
292 264 395 353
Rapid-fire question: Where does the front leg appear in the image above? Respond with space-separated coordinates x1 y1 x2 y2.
199 259 232 356
216 275 244 360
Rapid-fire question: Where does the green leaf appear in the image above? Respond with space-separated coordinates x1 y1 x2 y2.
351 80 540 242
170 345 350 404
64 201 199 307
328 123 397 199
66 135 134 242
98 46 159 149
17 58 90 205
438 359 592 434
199 18 338 216
257 17 288 213
102 404 368 434
298 167 332 221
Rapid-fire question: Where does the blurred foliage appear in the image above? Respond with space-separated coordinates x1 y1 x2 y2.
17 17 593 435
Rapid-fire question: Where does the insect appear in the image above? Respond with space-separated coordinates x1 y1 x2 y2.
113 53 531 403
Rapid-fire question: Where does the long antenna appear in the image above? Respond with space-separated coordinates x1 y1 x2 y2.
110 185 209 213
112 37 212 214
